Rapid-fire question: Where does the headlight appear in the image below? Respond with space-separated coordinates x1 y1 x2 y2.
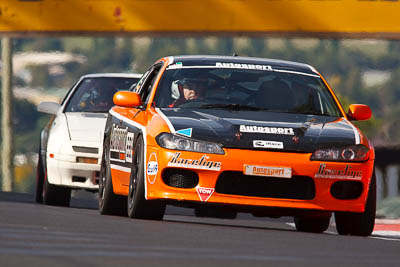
156 133 225 155
311 145 369 162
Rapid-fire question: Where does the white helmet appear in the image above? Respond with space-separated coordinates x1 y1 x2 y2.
171 80 181 100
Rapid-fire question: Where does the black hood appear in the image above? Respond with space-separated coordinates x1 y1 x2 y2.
159 108 358 153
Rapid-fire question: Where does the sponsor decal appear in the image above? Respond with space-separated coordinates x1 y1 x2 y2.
167 62 183 69
147 152 158 184
110 124 134 163
235 132 242 141
167 152 221 171
125 133 134 163
315 163 362 180
196 187 215 202
253 140 283 149
240 125 294 135
244 165 292 178
176 128 192 138
216 62 273 71
110 124 128 152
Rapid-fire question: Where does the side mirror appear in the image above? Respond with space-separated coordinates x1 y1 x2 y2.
347 104 372 121
37 101 61 115
113 91 142 108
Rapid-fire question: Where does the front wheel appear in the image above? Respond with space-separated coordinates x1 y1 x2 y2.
98 142 127 216
127 136 165 220
335 173 376 236
42 176 71 207
294 212 331 233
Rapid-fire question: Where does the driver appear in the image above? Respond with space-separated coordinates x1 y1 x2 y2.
169 78 207 107
80 87 115 111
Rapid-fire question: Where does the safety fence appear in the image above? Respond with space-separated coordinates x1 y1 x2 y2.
375 145 400 201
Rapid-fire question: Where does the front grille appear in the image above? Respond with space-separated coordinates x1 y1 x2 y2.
72 176 86 183
162 168 199 189
215 171 315 200
330 181 363 200
72 146 98 154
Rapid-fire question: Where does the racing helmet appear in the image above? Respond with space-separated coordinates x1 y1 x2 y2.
171 78 208 99
90 87 101 103
171 80 182 100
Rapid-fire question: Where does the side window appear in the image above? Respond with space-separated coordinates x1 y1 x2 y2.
137 64 162 103
60 80 79 105
133 70 150 93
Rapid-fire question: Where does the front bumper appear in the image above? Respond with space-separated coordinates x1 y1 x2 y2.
145 147 374 213
47 155 100 189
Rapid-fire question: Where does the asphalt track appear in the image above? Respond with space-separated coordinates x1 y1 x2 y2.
1 191 399 267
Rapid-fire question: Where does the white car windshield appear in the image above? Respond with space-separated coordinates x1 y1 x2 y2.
153 67 341 117
64 77 139 113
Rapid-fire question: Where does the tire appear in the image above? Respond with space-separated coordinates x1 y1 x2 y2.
35 151 45 203
98 141 127 216
334 213 351 235
42 175 71 207
194 206 237 219
294 212 331 233
335 172 376 237
127 136 165 220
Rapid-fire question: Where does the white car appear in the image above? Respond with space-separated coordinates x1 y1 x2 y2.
35 73 141 206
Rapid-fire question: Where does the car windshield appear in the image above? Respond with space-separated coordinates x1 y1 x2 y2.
153 66 342 117
64 77 139 113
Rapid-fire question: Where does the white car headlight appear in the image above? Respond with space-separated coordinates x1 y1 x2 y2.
156 133 225 155
311 145 369 162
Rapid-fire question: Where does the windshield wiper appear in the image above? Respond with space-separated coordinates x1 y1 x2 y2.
86 110 108 113
199 103 265 111
298 111 330 116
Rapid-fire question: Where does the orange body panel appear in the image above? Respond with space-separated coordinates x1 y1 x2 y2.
143 146 373 213
110 107 375 214
111 168 130 195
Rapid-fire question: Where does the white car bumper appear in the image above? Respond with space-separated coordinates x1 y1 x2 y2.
47 156 100 190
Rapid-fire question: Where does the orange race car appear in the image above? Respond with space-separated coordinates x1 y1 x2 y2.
99 55 375 236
